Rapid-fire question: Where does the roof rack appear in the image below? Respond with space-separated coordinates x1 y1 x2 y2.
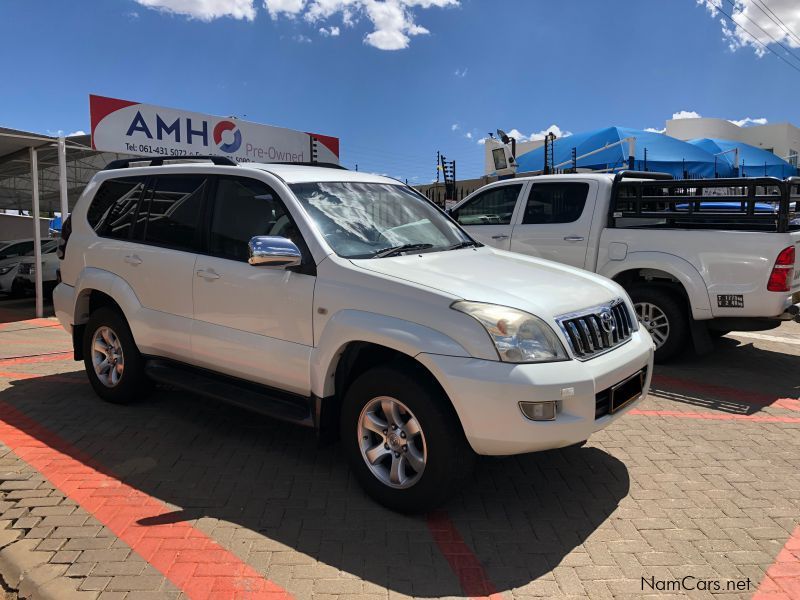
267 161 348 170
103 155 238 170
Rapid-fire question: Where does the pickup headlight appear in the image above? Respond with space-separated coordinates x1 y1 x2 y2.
451 301 568 363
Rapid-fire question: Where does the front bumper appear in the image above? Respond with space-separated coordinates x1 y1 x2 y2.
417 329 654 455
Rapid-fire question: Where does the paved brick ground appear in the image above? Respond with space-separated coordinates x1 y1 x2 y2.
0 310 797 599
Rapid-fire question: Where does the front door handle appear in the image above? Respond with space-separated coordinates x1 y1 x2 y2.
563 236 585 242
124 254 142 265
491 234 510 240
196 269 221 280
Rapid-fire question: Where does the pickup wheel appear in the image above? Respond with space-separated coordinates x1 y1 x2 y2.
340 365 474 513
82 307 149 404
628 285 689 363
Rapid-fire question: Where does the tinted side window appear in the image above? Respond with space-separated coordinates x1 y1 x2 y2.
454 185 522 226
523 183 590 225
0 241 33 259
136 176 206 251
209 177 294 262
87 177 147 240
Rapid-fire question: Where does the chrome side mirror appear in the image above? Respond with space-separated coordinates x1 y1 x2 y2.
248 236 302 268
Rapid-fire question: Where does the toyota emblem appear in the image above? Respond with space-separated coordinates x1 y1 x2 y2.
599 308 616 334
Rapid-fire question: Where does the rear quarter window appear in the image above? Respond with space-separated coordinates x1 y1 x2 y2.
87 177 148 240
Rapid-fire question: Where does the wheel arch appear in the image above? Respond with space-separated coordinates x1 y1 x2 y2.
600 252 712 320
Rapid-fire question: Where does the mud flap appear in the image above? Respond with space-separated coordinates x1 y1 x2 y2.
689 319 713 355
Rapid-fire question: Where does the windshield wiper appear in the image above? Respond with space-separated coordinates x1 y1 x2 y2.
446 240 482 250
370 243 434 258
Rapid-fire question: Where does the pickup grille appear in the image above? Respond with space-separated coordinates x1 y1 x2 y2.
557 299 635 360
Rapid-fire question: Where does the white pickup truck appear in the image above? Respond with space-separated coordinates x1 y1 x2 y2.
450 172 800 361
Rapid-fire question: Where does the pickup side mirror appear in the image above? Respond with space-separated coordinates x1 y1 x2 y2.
248 236 302 268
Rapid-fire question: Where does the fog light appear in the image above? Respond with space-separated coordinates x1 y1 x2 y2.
519 401 557 421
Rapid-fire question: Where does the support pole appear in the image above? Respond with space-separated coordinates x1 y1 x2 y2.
58 136 69 221
30 147 43 319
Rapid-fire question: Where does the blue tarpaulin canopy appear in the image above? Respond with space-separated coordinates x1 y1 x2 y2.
687 138 795 178
514 126 732 178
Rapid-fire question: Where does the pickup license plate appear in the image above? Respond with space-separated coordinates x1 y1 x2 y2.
610 370 645 414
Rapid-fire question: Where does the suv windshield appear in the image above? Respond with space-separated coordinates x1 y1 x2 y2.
290 182 473 259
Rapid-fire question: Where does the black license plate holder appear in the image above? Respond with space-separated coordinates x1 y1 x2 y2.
610 370 644 414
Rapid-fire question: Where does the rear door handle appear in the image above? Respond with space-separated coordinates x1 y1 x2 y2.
124 254 142 265
563 236 585 242
196 269 221 281
491 234 510 240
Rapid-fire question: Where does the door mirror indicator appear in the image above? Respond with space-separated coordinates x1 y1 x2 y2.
248 236 302 268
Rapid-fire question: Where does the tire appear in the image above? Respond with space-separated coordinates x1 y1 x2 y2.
82 307 149 404
628 285 689 363
340 364 475 513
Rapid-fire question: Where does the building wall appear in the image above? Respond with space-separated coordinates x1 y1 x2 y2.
0 214 51 241
666 117 800 167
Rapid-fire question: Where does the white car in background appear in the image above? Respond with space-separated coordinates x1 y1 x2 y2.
13 240 59 297
0 239 57 296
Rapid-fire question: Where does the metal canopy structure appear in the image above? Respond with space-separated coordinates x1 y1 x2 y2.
0 127 131 317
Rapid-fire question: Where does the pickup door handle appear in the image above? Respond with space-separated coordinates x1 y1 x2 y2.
196 269 221 281
123 254 142 266
563 236 585 242
491 234 510 240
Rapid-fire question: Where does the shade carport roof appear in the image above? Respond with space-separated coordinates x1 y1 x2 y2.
687 138 795 178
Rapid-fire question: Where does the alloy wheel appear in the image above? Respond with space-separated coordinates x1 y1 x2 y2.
635 301 670 349
91 326 125 387
357 396 427 489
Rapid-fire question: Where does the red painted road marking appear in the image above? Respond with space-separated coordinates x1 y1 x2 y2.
0 402 292 600
629 409 800 424
752 525 800 599
427 511 503 600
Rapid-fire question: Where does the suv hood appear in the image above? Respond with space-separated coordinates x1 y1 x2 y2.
351 246 623 319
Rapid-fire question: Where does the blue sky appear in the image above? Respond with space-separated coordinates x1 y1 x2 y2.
2 0 799 182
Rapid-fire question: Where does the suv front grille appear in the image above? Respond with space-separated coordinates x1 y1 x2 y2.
557 299 635 360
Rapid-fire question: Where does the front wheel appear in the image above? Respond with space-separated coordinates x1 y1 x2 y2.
340 365 474 513
628 285 689 363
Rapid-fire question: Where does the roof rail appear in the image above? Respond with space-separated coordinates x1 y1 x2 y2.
103 155 238 170
268 161 348 170
613 170 674 182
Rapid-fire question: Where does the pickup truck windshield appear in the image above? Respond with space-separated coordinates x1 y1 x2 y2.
290 182 473 258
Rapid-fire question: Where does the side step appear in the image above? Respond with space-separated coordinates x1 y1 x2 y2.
144 359 314 428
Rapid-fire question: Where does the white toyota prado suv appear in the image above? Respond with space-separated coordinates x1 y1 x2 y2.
54 156 654 512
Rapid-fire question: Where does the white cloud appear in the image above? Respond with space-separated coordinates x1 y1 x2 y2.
136 0 457 49
454 67 468 78
451 123 459 131
134 0 257 20
264 0 307 18
644 127 667 133
477 138 487 145
697 0 800 57
293 33 312 42
729 116 768 127
319 25 340 35
67 130 87 137
672 110 702 120
465 132 472 139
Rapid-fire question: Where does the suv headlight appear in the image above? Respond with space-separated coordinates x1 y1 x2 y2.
451 301 568 363
0 266 13 276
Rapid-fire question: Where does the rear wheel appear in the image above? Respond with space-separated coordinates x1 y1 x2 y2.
340 364 474 512
82 307 149 404
628 285 689 362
